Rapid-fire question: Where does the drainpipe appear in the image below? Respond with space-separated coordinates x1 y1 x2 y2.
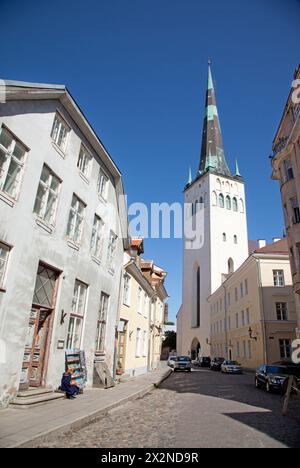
255 257 268 364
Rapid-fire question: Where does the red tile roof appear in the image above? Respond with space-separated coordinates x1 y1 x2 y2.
254 238 288 254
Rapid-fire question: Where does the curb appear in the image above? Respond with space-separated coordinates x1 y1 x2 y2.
11 368 172 448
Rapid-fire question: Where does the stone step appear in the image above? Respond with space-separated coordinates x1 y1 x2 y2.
17 388 55 398
10 392 65 409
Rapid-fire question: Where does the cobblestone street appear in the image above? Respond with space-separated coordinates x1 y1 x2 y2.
36 368 300 448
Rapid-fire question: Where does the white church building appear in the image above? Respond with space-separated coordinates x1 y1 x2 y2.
177 63 249 359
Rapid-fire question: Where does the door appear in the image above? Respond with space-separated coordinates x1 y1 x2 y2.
20 307 52 389
117 321 127 371
20 263 59 390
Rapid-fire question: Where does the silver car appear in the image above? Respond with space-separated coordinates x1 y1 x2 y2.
168 356 177 368
174 356 192 372
221 360 242 374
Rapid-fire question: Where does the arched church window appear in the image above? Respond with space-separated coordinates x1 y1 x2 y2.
223 233 227 242
219 194 225 208
233 197 238 212
234 235 238 244
225 181 230 193
226 196 231 210
216 179 221 191
240 198 244 213
212 191 217 206
228 258 234 274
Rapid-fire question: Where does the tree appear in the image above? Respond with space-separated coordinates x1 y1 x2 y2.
163 331 176 350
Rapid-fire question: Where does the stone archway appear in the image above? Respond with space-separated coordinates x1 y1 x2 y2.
191 338 201 361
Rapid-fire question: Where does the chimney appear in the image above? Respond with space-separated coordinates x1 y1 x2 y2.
258 240 266 248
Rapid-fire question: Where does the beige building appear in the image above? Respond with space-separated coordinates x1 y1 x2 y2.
117 240 168 377
271 64 300 335
209 239 297 369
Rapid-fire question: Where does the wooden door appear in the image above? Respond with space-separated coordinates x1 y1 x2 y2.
117 322 127 371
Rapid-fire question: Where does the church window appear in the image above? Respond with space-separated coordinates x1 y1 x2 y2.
225 181 230 193
219 194 224 208
212 191 217 206
240 198 244 213
226 196 231 210
233 197 238 212
216 179 221 191
223 233 227 242
234 235 238 244
228 258 234 274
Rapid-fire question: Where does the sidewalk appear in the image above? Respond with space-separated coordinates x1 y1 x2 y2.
0 366 171 448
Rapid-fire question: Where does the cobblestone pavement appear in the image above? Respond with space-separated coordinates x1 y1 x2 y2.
37 369 300 448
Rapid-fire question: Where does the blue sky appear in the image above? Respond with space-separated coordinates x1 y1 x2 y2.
1 0 300 322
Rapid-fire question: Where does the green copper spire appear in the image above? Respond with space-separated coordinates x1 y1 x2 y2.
235 159 241 177
199 62 231 177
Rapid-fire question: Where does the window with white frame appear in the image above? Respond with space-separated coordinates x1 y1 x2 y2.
276 302 288 321
34 165 60 225
137 287 143 314
51 113 69 152
123 273 131 306
279 339 291 359
143 330 148 356
136 328 141 357
273 270 285 287
66 280 88 349
77 145 92 179
90 214 103 258
0 126 27 199
66 194 86 243
95 292 109 353
97 167 109 200
0 242 10 288
107 230 117 269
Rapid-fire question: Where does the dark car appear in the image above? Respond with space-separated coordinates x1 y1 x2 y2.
255 364 300 394
210 357 225 371
195 357 211 368
173 356 192 372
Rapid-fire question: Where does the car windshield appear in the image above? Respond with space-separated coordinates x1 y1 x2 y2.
227 361 239 366
169 357 176 361
177 357 190 362
266 366 288 375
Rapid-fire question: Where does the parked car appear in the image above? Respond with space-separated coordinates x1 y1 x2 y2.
173 356 192 372
255 364 300 394
210 357 225 371
221 360 242 374
194 357 211 368
167 356 177 368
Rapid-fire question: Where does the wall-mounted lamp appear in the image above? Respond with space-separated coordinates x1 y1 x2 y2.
248 327 257 341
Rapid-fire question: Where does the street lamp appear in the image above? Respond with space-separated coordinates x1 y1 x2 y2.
248 327 257 341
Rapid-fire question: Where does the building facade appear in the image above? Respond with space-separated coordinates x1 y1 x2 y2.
0 80 128 408
271 64 300 336
177 64 248 358
209 239 297 368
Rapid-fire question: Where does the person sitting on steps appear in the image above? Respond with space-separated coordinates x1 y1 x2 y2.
60 368 80 400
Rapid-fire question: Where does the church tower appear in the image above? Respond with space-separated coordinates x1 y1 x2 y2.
177 63 249 358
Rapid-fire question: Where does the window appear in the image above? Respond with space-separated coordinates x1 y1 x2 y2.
97 168 109 200
137 287 143 314
91 215 103 258
67 194 86 243
284 159 294 181
235 313 239 329
67 280 88 349
77 145 92 179
123 273 131 306
291 197 300 224
241 310 245 327
236 341 240 358
228 316 231 330
233 197 238 212
246 308 250 325
34 165 60 225
0 126 27 199
243 340 247 358
227 292 231 306
220 320 222 333
235 287 238 302
276 302 288 321
240 282 244 298
0 242 10 288
143 330 148 356
240 199 245 213
212 191 217 206
245 279 248 295
273 270 285 287
226 196 231 210
223 233 227 242
136 328 141 357
144 293 149 318
107 231 117 270
279 339 291 359
95 292 109 353
234 235 238 244
219 193 224 208
51 113 69 152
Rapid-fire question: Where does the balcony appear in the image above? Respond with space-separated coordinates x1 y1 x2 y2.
272 136 289 158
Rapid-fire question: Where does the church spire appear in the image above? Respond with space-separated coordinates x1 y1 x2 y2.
199 61 231 177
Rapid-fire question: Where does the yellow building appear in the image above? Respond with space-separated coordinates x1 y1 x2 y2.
271 64 300 335
208 239 297 369
117 240 168 377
